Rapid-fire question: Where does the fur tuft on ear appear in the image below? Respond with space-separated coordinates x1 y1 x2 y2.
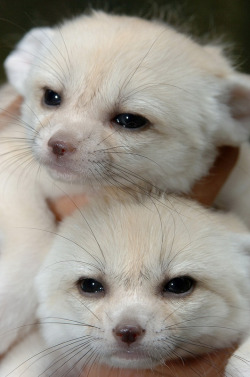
4 27 54 95
221 73 250 144
227 72 250 123
203 45 250 144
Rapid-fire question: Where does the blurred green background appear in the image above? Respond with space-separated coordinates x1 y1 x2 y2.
0 0 250 84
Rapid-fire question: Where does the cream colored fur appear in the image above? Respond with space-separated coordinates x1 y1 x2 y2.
3 12 250 215
1 10 250 357
3 11 250 194
216 142 250 228
0 196 249 376
0 85 85 354
0 108 84 354
0 119 56 354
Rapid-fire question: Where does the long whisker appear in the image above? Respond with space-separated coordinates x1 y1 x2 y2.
17 226 105 272
5 334 91 377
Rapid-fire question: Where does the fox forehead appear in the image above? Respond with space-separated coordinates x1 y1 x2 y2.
45 197 247 288
27 12 231 112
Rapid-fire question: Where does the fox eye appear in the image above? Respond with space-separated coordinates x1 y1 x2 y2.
112 113 149 129
43 89 62 106
162 276 195 296
78 278 105 296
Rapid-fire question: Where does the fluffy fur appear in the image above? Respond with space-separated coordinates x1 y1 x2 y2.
0 85 84 354
3 11 250 194
0 196 249 376
1 10 250 355
0 117 56 354
216 142 250 228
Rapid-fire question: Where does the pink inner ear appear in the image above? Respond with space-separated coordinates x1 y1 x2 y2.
229 85 250 120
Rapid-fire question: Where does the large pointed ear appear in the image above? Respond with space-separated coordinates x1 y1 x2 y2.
217 71 250 144
204 46 250 144
226 72 250 127
4 27 54 95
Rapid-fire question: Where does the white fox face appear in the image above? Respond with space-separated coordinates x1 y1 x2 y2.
4 12 250 193
36 196 250 371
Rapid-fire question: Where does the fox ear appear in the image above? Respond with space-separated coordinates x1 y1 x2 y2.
214 71 250 145
226 72 250 124
204 45 250 144
223 72 250 143
214 73 250 146
4 27 54 95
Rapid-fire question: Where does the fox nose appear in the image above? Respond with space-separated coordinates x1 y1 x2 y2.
113 324 145 345
48 136 77 157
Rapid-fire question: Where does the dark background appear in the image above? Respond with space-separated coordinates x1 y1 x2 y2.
0 0 250 83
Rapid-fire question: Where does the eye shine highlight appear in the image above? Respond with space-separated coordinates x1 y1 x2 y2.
112 113 149 129
162 276 195 295
43 89 62 107
78 278 105 295
2 9 250 373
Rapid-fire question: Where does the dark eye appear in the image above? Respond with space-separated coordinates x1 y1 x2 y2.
44 89 62 106
78 278 105 295
162 276 194 295
112 113 149 129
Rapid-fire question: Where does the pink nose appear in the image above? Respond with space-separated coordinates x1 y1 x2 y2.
48 137 76 157
113 324 145 345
